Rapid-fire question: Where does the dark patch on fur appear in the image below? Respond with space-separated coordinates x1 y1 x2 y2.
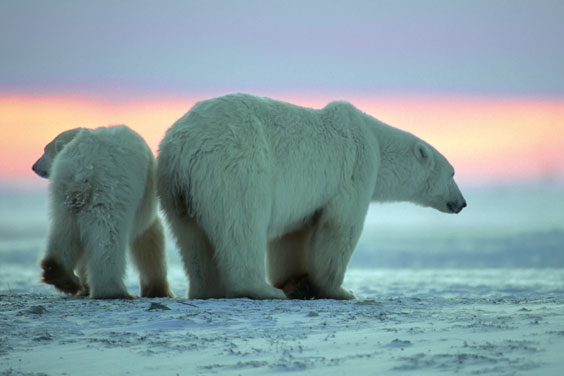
140 282 174 298
277 274 318 300
171 190 194 219
77 284 90 297
63 187 92 213
311 208 322 226
40 258 81 295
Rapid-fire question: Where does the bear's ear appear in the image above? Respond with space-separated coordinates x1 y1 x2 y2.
54 138 67 153
54 128 81 153
414 142 434 167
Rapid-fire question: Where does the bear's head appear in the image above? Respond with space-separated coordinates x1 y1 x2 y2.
411 142 466 214
32 128 82 179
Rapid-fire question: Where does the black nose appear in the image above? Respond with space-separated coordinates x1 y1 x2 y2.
32 161 49 178
447 200 466 214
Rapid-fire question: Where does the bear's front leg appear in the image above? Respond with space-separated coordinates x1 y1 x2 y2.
169 216 226 299
300 198 369 300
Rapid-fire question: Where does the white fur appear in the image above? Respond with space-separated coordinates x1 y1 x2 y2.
36 126 173 299
157 94 466 300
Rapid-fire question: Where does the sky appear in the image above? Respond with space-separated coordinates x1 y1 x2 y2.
1 0 563 186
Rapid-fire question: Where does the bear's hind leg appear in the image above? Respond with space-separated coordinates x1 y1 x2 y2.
168 215 225 299
130 217 174 298
210 220 285 300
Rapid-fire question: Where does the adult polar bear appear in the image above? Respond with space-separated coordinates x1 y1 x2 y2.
158 94 466 300
33 126 173 299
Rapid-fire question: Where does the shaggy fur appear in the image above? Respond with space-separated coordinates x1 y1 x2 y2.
157 94 466 300
33 126 173 299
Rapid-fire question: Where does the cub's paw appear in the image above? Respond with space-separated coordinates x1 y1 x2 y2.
40 258 81 295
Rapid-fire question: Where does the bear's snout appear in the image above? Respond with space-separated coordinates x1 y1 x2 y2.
32 158 49 178
447 199 467 214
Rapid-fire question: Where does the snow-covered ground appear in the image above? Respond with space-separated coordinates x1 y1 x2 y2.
1 183 563 375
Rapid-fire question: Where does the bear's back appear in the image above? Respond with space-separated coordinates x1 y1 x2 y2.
49 125 152 210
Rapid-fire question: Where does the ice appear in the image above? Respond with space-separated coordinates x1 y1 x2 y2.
1 268 563 375
1 183 564 375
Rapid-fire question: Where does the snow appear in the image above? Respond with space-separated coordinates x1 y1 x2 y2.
1 184 564 375
2 268 564 375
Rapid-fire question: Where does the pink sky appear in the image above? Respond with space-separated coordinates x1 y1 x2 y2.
1 93 563 187
1 2 563 188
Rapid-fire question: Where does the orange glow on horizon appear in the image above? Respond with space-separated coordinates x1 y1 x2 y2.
348 95 564 184
0 94 199 183
1 93 563 186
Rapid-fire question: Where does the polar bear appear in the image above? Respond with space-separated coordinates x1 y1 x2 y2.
157 94 466 300
32 125 174 299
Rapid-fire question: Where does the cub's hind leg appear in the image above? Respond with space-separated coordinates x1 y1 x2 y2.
79 212 131 299
130 217 174 298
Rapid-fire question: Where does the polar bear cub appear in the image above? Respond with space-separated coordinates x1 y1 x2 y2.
33 125 173 299
157 94 466 300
